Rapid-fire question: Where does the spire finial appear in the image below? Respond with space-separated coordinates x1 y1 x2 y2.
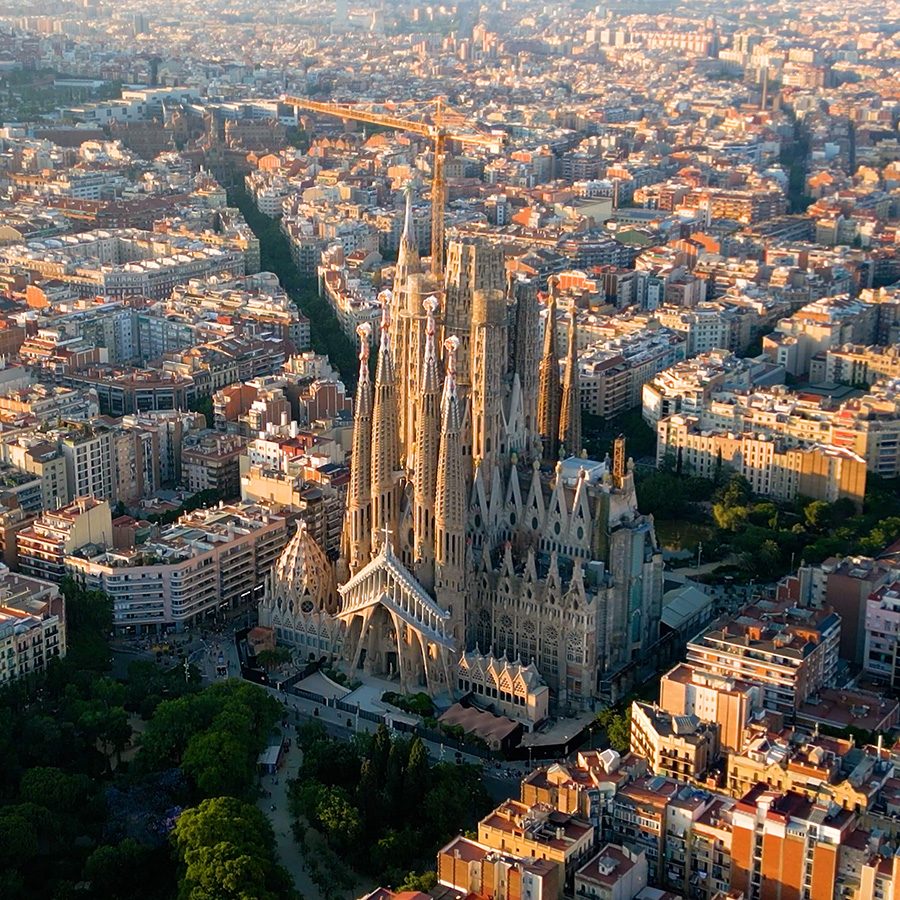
442 335 460 411
424 294 438 334
423 294 439 358
444 335 459 380
403 184 415 238
548 274 560 305
356 322 372 380
378 288 392 338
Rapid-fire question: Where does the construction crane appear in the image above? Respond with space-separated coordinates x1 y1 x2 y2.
282 95 503 278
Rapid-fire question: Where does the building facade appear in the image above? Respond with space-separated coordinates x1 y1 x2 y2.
258 230 664 714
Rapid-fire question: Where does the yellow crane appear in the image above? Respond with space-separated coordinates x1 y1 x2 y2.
283 95 502 278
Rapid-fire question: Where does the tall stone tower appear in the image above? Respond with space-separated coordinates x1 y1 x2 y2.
434 336 467 642
370 292 402 552
443 239 505 394
559 303 582 458
537 277 562 463
392 189 422 472
470 287 507 479
412 296 441 592
509 275 540 454
342 323 373 575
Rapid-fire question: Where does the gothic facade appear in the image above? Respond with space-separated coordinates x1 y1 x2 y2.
260 201 663 715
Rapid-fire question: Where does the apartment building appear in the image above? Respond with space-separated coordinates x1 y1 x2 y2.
684 188 786 225
721 733 882 809
609 775 682 885
654 305 746 356
573 845 648 900
181 431 246 497
656 414 867 506
520 749 648 835
763 296 878 377
0 228 246 300
780 553 900 668
437 835 561 900
863 581 900 688
65 502 288 634
686 796 735 900
17 497 113 583
812 343 900 388
63 366 197 416
0 567 66 685
659 663 761 754
241 467 345 557
120 410 207 487
630 701 720 784
685 601 841 715
579 328 686 417
730 785 856 900
477 800 594 889
0 501 37 571
0 383 99 426
59 423 114 501
166 274 310 351
641 351 784 426
659 379 900 479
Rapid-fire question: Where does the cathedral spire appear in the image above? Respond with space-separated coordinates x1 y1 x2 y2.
395 184 420 287
559 303 582 458
413 295 441 591
342 322 373 574
392 185 421 472
435 335 466 638
510 276 540 457
370 290 401 553
537 276 562 463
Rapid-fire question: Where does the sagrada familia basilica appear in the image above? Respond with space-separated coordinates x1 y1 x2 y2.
260 197 663 717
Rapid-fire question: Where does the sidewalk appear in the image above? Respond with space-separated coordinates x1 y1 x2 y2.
256 732 320 899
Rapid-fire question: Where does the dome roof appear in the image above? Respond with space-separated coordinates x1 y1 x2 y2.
272 521 336 615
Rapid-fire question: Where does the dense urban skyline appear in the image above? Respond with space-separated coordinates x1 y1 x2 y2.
0 1 898 899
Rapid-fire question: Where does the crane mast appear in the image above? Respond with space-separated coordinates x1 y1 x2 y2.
283 95 499 278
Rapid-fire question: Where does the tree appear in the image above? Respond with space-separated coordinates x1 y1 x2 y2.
403 737 429 815
397 871 438 892
18 767 89 814
172 797 296 900
756 539 782 572
596 706 632 754
370 724 391 782
712 501 748 532
385 739 408 805
315 786 362 852
83 840 161 900
182 730 255 799
803 500 832 531
356 757 383 829
137 681 279 790
716 474 752 507
636 471 687 519
0 805 42 863
60 577 112 635
255 647 292 670
80 703 131 768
